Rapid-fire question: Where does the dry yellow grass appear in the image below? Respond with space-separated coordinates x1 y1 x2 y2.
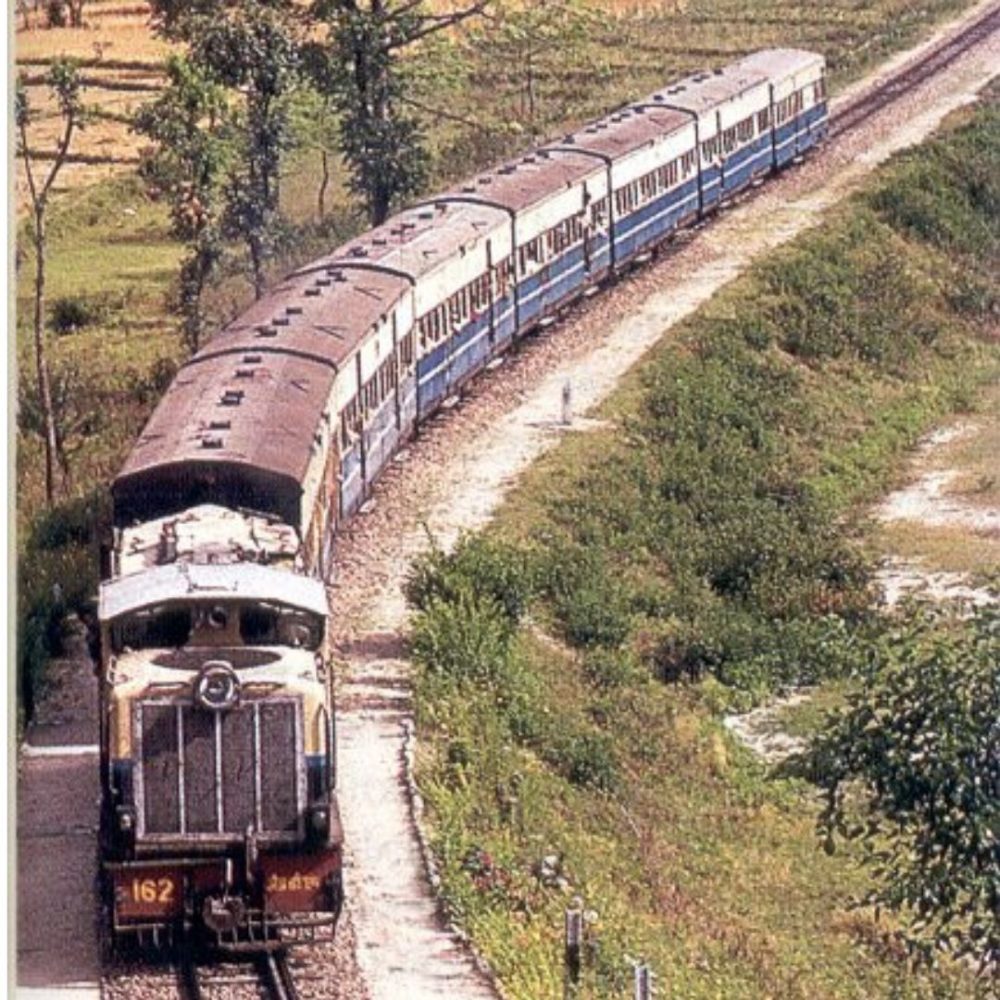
14 2 171 213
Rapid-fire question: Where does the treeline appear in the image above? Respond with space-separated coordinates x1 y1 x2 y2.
406 99 999 995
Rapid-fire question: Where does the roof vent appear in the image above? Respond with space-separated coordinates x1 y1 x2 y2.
201 434 224 449
350 245 368 257
499 164 516 174
256 325 277 338
563 134 576 143
273 316 290 327
477 176 492 185
235 368 255 379
418 209 434 219
286 305 303 316
462 185 476 193
522 155 536 164
714 68 724 75
402 221 416 231
305 287 322 297
242 354 262 364
220 389 244 406
316 277 332 286
209 419 231 431
373 236 388 246
653 94 664 102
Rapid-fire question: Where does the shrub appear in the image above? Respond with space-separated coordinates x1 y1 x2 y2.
410 588 514 686
582 648 645 691
51 295 97 335
812 607 1000 972
405 533 535 626
545 729 618 791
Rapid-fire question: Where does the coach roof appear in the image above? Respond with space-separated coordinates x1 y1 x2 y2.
553 103 693 160
644 62 770 115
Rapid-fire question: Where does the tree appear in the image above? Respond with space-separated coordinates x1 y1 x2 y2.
146 0 300 300
469 0 595 134
307 0 490 227
189 2 300 298
134 55 231 351
16 61 86 505
812 605 1000 973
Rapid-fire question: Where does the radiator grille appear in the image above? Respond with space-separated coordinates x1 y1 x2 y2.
136 700 302 840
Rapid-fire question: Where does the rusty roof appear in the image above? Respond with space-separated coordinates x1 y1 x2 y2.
643 63 770 115
303 199 509 284
431 149 600 215
551 104 693 160
116 347 335 494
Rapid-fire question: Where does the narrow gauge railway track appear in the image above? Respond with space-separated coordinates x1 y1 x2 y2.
829 1 1000 139
176 948 302 1000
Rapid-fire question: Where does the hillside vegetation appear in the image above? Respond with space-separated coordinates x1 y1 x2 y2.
405 96 1000 998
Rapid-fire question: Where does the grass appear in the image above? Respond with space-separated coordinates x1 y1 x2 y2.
408 96 1000 998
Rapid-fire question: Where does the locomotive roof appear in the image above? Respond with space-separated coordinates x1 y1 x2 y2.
99 560 329 621
551 103 693 160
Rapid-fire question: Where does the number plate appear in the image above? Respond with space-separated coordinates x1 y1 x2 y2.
113 867 183 920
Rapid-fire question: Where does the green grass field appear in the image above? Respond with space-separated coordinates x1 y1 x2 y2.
407 96 1000 998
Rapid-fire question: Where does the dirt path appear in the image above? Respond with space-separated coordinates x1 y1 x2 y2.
328 9 1000 1000
16 620 102 999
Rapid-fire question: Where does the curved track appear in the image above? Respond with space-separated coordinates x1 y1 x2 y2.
829 1 1000 138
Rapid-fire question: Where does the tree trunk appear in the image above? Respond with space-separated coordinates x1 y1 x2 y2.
318 149 330 219
32 207 60 505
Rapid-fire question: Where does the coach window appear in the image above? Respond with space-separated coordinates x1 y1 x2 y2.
757 108 771 132
399 331 414 367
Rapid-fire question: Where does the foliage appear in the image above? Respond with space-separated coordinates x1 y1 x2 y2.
405 532 536 625
134 55 232 351
306 0 488 225
409 101 1000 997
812 607 1000 973
465 0 597 133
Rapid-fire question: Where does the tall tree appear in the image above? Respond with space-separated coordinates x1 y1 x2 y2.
135 55 230 352
307 0 490 227
190 2 300 298
16 61 86 505
471 0 595 134
147 0 300 300
812 606 1000 973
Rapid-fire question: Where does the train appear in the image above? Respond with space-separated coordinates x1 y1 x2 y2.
96 48 828 952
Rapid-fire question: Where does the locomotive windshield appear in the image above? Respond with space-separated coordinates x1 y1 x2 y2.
109 600 323 655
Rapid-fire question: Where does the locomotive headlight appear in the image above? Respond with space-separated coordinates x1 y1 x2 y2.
195 661 240 711
308 804 330 843
117 806 135 832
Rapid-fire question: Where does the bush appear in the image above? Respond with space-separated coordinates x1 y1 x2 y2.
812 607 1000 971
30 489 108 551
405 533 535 626
410 588 515 686
51 295 97 335
544 729 618 791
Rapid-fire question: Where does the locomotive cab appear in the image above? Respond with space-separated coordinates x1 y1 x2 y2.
97 506 343 951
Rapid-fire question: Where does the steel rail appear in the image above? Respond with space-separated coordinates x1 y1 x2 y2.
829 2 1000 139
